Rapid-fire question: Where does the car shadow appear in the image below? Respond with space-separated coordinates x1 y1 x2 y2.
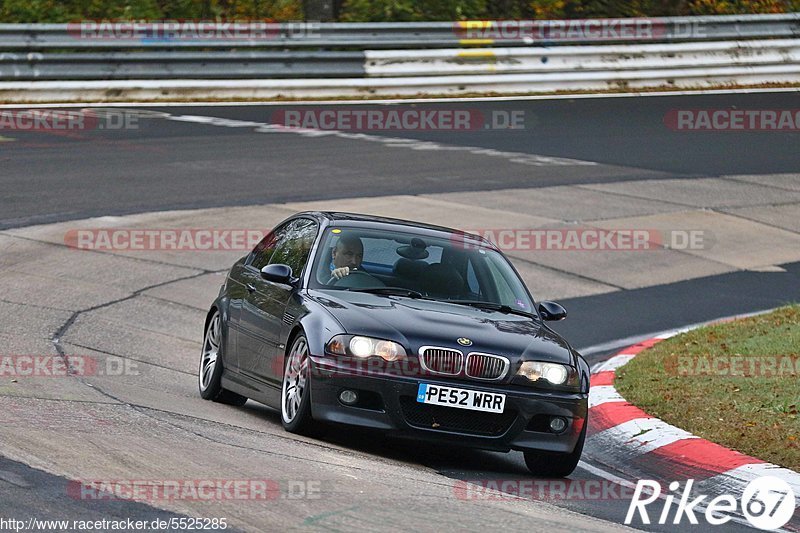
234 399 590 511
238 399 531 478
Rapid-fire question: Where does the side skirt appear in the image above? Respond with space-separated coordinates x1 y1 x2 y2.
222 368 281 408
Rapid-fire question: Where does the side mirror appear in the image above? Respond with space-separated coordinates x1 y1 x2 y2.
261 264 295 286
538 301 567 321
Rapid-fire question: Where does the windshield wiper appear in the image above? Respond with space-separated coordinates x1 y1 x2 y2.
347 287 428 299
444 300 537 319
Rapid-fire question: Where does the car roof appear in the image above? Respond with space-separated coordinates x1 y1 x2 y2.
299 211 493 245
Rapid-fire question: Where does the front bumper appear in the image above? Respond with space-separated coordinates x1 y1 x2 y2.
308 355 587 454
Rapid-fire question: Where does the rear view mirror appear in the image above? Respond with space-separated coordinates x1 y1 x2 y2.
538 301 567 321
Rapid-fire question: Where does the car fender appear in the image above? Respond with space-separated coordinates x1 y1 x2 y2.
284 291 345 358
575 350 590 394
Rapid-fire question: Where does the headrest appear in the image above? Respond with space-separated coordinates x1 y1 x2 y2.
393 258 426 279
421 263 464 298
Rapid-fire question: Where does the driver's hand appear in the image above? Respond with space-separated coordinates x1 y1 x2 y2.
331 267 351 279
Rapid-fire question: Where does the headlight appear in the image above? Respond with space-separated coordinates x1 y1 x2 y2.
326 334 406 362
350 336 373 357
517 361 570 385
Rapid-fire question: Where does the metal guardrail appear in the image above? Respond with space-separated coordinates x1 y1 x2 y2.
3 39 798 81
0 14 798 99
0 51 366 80
4 61 800 103
0 13 799 50
0 14 798 81
364 39 800 77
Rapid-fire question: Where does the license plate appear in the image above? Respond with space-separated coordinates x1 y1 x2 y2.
416 383 506 414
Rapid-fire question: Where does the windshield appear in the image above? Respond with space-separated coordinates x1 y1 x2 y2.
309 226 535 312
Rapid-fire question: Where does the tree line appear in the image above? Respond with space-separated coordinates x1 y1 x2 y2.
1 0 796 22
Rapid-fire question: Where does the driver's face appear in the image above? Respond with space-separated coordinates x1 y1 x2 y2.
332 241 363 269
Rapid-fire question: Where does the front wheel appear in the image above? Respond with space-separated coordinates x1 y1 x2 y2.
523 422 586 478
199 310 248 406
281 333 319 435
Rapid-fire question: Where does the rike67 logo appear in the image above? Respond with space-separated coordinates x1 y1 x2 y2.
625 476 796 530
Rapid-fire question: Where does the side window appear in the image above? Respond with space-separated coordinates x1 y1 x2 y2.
268 218 318 277
249 228 282 271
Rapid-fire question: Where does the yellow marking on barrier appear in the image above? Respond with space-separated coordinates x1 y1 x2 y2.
0 135 15 142
457 21 492 30
459 39 494 46
457 50 496 59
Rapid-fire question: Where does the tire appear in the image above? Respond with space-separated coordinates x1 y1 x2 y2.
280 332 320 436
523 421 586 478
199 310 248 406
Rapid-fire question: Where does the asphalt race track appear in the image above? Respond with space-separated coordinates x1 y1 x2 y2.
3 91 800 229
1 91 799 532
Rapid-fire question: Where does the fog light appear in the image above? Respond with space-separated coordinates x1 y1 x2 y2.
549 417 568 433
339 390 358 405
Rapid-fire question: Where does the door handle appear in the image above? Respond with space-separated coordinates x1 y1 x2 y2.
246 283 256 293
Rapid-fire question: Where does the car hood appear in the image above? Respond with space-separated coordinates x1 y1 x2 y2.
307 289 577 365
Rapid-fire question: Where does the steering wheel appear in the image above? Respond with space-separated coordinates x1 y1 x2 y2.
328 269 382 287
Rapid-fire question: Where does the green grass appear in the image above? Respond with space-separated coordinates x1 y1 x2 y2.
615 305 800 471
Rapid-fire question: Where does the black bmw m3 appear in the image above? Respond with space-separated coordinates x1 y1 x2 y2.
200 212 590 477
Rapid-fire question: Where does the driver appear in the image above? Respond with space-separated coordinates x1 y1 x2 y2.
330 234 364 280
